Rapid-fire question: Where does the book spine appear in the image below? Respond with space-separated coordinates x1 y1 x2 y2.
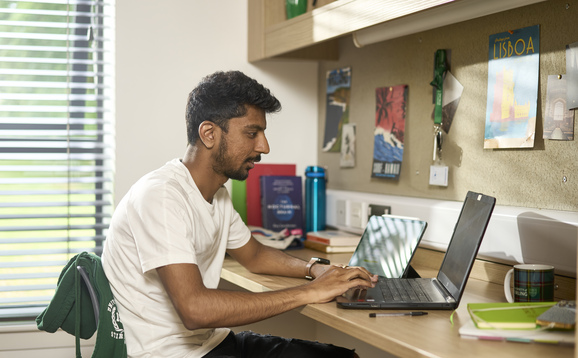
305 235 331 245
304 240 356 253
305 233 360 246
304 240 330 253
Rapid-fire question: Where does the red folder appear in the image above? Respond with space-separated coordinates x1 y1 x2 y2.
246 163 296 227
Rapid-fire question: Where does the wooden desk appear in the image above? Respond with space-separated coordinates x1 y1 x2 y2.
221 248 574 358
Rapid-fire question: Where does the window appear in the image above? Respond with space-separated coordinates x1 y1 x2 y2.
0 0 115 319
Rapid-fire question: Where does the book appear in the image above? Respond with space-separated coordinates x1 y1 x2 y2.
536 300 576 329
260 175 303 233
306 230 361 246
459 319 575 345
467 302 557 330
231 179 247 223
304 239 357 253
250 226 303 250
246 163 296 228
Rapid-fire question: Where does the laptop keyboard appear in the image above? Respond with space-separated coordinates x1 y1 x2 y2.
379 278 432 302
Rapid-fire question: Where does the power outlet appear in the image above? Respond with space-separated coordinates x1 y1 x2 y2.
348 201 364 229
368 204 392 219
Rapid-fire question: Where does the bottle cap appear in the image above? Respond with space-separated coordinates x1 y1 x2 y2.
305 166 325 178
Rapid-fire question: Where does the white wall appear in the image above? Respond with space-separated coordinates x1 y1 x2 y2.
0 324 95 358
326 190 578 277
1 2 319 356
114 0 319 202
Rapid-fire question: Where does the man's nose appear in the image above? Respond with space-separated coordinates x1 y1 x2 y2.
257 134 270 154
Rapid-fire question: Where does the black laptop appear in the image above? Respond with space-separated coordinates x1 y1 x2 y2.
336 191 496 310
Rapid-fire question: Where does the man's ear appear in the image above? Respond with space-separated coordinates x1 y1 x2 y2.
198 121 219 149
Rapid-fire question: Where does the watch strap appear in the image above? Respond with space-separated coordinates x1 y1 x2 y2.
305 257 330 280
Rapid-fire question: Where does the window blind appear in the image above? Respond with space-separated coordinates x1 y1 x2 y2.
0 0 115 319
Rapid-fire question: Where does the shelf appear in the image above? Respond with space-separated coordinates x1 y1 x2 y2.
248 0 454 61
248 0 546 62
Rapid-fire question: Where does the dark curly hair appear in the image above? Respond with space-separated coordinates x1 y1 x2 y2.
186 71 281 145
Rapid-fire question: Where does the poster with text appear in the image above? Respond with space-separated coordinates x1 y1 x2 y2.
322 67 351 152
372 85 408 180
484 25 540 149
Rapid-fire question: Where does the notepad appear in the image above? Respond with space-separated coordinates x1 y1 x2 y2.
467 302 557 330
459 319 575 345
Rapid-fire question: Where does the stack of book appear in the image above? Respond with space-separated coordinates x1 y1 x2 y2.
458 302 575 345
305 230 361 253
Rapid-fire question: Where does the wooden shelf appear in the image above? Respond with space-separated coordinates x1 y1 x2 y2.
248 0 455 62
247 0 546 62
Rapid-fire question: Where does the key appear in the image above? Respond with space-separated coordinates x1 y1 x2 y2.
433 124 443 161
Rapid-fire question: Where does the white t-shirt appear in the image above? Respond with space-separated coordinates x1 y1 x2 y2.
102 159 251 357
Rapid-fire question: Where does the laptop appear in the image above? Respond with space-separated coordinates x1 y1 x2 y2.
336 191 496 310
347 215 427 280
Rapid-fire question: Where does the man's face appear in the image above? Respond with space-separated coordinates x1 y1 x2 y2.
212 105 270 181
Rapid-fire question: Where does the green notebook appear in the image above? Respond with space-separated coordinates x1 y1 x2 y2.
467 302 557 330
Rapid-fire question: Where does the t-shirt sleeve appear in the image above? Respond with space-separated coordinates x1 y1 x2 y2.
127 182 196 273
226 207 251 250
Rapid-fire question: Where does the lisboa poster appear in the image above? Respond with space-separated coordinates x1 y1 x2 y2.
484 25 540 149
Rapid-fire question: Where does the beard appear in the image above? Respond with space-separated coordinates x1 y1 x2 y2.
213 134 261 181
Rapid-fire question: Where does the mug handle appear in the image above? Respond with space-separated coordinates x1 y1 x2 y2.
504 268 514 303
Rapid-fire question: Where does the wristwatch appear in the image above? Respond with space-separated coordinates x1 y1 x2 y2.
305 257 331 280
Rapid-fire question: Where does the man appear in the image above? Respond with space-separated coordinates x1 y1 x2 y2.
102 71 376 357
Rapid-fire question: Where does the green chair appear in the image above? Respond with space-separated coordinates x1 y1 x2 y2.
36 252 127 358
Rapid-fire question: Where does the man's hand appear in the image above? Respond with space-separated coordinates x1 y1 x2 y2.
229 237 379 305
304 264 378 304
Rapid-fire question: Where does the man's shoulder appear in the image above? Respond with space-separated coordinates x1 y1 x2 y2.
133 159 190 192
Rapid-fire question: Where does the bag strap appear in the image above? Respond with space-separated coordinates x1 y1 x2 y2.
75 253 82 358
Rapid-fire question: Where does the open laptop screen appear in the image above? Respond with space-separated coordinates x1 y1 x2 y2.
437 192 496 300
348 215 427 278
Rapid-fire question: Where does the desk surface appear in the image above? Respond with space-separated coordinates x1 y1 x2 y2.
221 248 574 358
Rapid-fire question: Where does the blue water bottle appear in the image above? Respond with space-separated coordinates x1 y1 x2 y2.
305 166 326 233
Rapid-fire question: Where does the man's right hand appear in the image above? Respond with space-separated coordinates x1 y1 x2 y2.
305 265 377 304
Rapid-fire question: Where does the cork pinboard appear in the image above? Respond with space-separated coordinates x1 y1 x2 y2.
317 0 577 212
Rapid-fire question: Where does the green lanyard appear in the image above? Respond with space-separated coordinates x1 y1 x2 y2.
430 49 447 161
431 49 447 126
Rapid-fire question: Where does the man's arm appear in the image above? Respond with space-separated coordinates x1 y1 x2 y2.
157 237 376 331
227 236 323 278
228 236 376 281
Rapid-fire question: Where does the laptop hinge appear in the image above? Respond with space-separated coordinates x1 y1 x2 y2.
432 279 456 303
403 265 421 278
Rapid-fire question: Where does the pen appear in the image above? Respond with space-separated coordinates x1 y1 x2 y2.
369 311 428 317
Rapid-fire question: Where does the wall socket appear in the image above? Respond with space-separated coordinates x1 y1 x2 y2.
333 201 390 231
336 199 347 224
368 204 392 218
348 201 364 228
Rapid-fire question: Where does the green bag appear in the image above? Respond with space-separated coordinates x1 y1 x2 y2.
36 252 127 358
